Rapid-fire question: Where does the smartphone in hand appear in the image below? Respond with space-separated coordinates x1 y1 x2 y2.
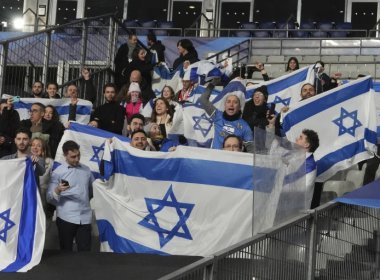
61 179 69 186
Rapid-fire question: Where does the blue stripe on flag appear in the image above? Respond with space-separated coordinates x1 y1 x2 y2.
97 219 170 255
55 105 91 115
3 159 37 272
267 67 309 95
111 149 253 190
316 132 376 176
282 78 372 133
14 102 91 115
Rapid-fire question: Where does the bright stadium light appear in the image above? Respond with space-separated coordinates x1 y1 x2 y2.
13 17 24 29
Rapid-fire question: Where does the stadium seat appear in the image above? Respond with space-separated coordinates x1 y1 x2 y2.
274 21 295 38
311 22 332 38
322 180 356 197
330 22 352 38
253 22 276 38
137 20 157 35
267 55 285 63
155 21 175 36
292 22 314 38
345 169 365 190
234 30 251 37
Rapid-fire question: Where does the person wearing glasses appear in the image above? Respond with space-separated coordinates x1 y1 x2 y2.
19 102 63 158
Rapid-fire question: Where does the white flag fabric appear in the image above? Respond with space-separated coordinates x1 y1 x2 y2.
182 103 215 147
54 122 129 178
93 138 254 256
0 158 45 272
246 66 315 112
4 96 93 125
282 76 378 181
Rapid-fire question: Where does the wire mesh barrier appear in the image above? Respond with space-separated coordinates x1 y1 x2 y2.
159 203 380 280
0 14 117 104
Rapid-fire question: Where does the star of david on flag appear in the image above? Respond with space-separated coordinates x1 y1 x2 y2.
92 137 254 256
139 185 194 248
332 107 362 137
0 158 45 272
273 95 291 107
0 208 15 243
282 76 377 181
192 113 213 137
90 143 105 164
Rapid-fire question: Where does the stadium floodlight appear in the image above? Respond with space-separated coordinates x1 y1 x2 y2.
13 17 24 30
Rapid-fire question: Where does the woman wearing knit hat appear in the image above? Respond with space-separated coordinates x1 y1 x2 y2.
121 82 143 122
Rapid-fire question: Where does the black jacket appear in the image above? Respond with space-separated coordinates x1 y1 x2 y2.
91 102 125 135
173 51 199 70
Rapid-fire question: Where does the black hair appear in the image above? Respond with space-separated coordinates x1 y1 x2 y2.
286 57 300 71
302 129 319 153
103 82 117 94
62 140 80 155
15 127 31 139
45 105 60 122
46 81 58 89
147 32 157 43
131 129 147 139
129 113 146 125
33 80 44 88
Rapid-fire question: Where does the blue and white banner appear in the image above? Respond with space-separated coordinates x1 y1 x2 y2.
152 64 183 96
152 60 229 97
282 76 378 181
93 138 253 256
54 122 129 178
3 96 93 125
0 158 45 272
246 66 315 112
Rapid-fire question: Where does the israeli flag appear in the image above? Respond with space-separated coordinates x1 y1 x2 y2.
246 66 315 112
282 76 378 181
0 158 45 272
93 138 253 256
152 64 183 96
4 96 93 125
374 88 380 142
54 122 129 178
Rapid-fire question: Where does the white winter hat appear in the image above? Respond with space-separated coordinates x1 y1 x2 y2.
128 82 141 93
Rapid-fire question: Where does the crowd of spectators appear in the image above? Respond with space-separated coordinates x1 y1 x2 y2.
1 33 376 252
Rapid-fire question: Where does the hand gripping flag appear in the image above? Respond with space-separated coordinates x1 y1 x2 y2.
282 76 378 181
93 138 254 256
0 158 45 272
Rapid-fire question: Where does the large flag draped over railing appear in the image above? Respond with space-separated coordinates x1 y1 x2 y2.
93 138 254 256
54 122 129 178
282 76 378 181
0 158 45 272
3 96 93 125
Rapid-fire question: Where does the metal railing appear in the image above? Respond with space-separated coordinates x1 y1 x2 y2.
159 202 380 280
0 13 127 107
